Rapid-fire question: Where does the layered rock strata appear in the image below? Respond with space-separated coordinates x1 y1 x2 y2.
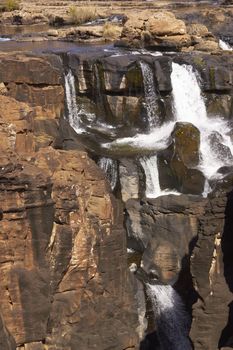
0 53 139 350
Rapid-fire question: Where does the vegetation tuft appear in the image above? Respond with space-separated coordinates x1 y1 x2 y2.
68 5 98 25
103 22 122 40
5 0 20 11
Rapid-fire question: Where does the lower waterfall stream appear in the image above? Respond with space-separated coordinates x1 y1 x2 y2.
146 284 192 350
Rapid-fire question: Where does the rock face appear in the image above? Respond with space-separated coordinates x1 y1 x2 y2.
116 10 219 52
0 36 233 350
126 195 206 286
190 190 233 349
0 53 139 349
117 11 191 50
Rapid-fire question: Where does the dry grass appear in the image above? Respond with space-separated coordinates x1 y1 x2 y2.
68 5 99 25
103 22 122 40
0 0 20 11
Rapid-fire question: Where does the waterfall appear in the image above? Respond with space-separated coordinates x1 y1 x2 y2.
140 155 161 198
98 157 118 190
64 69 83 133
171 62 233 180
0 37 11 42
109 62 165 198
140 61 160 129
146 283 191 350
219 39 233 51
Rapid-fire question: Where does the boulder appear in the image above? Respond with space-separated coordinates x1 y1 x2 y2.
208 132 233 164
146 11 187 36
158 122 205 195
205 93 232 119
187 23 210 37
194 39 220 52
117 11 190 51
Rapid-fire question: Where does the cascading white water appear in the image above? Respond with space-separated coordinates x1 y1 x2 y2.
171 62 233 180
140 61 160 129
0 37 11 42
98 157 118 190
146 283 191 350
140 155 161 198
102 60 233 197
124 62 169 199
64 70 83 133
219 39 233 51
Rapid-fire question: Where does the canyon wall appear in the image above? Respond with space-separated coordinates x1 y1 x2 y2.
0 43 233 349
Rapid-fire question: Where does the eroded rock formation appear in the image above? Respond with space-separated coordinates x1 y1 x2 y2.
0 12 233 347
0 54 139 350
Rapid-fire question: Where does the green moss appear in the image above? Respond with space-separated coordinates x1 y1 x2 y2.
94 62 105 91
126 64 143 94
193 56 205 68
209 66 216 89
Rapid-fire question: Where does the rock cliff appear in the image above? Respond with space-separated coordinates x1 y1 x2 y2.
0 53 139 350
0 12 233 347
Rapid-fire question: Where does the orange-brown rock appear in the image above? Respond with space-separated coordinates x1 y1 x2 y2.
117 10 191 50
0 95 35 155
0 52 139 349
0 53 62 85
0 53 64 149
0 146 139 349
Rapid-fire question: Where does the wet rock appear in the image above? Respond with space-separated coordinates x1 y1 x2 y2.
106 95 145 128
205 93 232 119
208 131 233 164
153 56 172 93
158 122 205 195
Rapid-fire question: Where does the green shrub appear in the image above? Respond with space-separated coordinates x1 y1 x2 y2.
5 0 20 11
68 5 98 25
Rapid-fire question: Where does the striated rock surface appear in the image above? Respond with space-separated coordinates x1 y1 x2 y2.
0 53 64 149
190 190 233 349
0 37 233 350
0 52 139 350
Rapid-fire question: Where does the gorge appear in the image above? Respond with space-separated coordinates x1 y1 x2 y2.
0 1 233 349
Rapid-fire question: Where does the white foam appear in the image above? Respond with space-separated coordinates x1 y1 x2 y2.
219 39 233 51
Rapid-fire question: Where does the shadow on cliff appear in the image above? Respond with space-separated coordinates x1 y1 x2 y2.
139 235 198 350
219 190 233 348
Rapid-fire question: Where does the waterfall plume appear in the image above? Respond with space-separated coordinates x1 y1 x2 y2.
146 283 191 350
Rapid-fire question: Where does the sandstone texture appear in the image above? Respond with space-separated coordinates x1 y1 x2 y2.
116 10 220 52
0 53 139 349
0 7 232 347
